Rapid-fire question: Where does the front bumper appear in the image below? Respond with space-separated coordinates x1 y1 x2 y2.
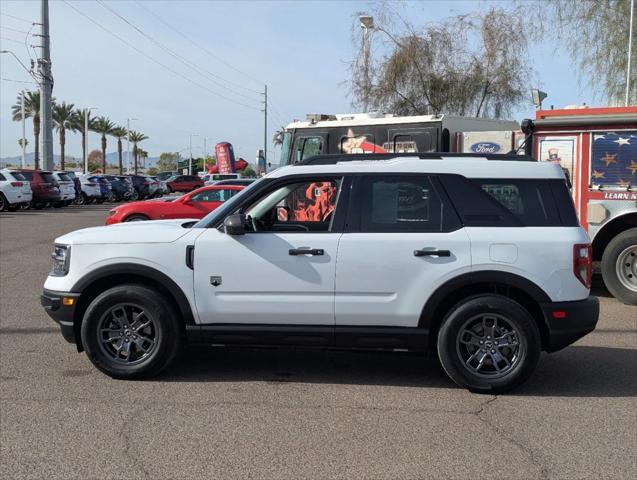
541 296 599 352
41 289 80 345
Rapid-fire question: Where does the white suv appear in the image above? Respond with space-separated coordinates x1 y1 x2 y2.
0 169 32 211
41 154 599 393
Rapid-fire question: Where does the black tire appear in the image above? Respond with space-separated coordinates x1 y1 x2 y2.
601 228 637 305
80 284 181 379
33 202 44 210
0 193 7 212
95 198 104 204
125 214 150 222
53 202 63 208
437 294 541 394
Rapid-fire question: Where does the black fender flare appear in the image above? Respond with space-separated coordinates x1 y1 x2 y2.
71 263 196 325
418 270 551 329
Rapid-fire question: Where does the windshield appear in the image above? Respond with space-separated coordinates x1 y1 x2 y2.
278 131 292 167
193 176 269 228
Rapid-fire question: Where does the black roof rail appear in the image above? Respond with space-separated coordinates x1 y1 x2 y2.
295 152 534 166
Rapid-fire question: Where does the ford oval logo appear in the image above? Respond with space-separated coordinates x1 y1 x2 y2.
470 142 501 153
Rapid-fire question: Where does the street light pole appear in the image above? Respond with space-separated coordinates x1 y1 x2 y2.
21 90 26 168
84 107 97 174
189 134 199 175
126 117 137 174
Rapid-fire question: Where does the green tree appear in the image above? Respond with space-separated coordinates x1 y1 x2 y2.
72 109 96 171
87 149 102 173
111 126 128 174
241 165 257 178
536 0 636 104
52 102 77 170
11 91 45 169
157 152 180 172
92 116 116 173
128 131 148 174
348 6 532 117
17 138 28 149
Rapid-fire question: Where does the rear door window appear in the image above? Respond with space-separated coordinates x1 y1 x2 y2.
294 137 323 163
439 175 574 227
0 173 5 181
19 172 33 181
350 175 461 233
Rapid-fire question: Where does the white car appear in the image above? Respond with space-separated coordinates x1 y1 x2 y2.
42 153 599 393
77 174 102 205
0 169 32 211
52 172 76 206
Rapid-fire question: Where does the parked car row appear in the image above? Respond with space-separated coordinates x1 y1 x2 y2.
0 169 188 211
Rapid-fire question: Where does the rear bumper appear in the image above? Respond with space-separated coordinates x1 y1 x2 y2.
41 289 80 344
541 296 599 352
3 190 32 204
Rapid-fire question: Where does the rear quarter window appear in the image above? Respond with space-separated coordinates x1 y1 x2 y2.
19 172 33 181
440 175 576 227
41 173 56 183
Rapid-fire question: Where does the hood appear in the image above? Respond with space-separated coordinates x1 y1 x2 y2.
55 219 199 245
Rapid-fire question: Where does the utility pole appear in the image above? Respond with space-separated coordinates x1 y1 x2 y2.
262 84 267 169
626 0 635 106
39 0 54 171
21 90 26 168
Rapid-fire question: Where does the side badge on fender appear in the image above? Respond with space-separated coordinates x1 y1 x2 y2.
210 276 222 287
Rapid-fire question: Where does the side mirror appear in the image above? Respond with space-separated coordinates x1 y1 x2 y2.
224 214 246 235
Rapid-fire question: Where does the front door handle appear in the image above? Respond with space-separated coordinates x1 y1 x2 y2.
289 248 324 256
414 249 451 257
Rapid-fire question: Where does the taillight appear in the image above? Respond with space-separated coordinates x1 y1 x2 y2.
573 244 592 289
143 181 150 185
10 182 23 187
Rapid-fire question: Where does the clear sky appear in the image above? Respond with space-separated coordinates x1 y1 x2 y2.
0 0 596 165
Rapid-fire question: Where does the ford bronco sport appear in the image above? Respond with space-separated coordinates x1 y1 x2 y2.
41 153 599 393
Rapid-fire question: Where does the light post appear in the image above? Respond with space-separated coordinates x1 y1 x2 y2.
20 90 26 168
126 117 137 174
84 107 97 174
189 134 199 175
359 15 374 112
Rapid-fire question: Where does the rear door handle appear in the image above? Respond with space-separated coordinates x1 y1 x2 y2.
414 249 451 257
289 248 324 256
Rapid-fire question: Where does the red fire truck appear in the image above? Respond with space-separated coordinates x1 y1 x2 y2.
524 106 637 304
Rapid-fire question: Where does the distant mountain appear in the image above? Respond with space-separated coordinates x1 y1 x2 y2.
0 152 160 169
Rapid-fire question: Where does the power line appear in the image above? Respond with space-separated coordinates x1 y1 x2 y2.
134 0 263 93
62 1 260 111
0 12 33 24
97 0 261 105
0 25 29 34
1 77 36 84
0 35 23 44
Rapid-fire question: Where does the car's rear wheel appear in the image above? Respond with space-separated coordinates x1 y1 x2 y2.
601 228 637 305
125 214 149 222
0 193 7 212
81 284 181 379
437 294 541 393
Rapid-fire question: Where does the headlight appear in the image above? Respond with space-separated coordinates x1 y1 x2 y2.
51 244 71 276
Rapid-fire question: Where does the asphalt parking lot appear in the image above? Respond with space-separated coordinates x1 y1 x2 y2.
1 205 635 480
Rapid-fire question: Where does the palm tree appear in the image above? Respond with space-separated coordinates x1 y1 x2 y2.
128 131 148 174
110 126 127 174
11 91 42 169
72 109 96 172
137 148 149 170
52 102 76 170
92 116 116 173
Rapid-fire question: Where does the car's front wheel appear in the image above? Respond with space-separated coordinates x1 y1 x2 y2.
81 284 181 379
437 295 540 394
125 214 149 222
